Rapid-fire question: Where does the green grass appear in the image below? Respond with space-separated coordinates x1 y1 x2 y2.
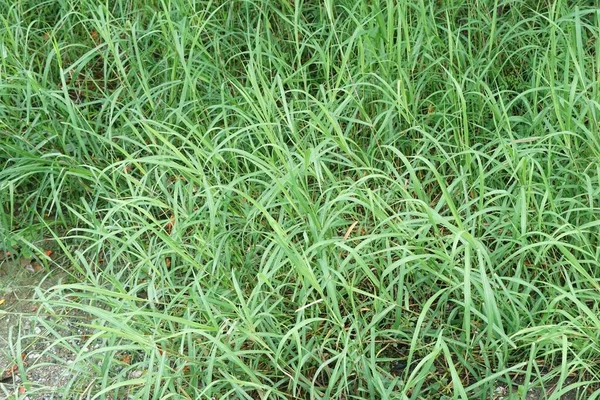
1 0 600 398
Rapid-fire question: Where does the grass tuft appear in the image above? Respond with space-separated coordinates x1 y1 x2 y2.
1 0 600 398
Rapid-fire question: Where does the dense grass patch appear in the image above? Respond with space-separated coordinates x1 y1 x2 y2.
1 0 600 398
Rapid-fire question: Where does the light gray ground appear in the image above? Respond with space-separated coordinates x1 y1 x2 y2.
0 253 81 400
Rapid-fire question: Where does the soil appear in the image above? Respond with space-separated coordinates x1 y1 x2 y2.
493 376 583 400
0 251 85 400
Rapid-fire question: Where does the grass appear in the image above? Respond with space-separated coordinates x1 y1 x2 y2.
1 0 600 398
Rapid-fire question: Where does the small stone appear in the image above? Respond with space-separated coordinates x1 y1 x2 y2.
33 326 42 335
129 370 143 379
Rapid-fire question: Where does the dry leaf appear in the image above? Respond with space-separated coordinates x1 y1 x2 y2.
343 221 359 240
91 30 100 44
0 298 5 307
0 353 25 382
165 214 175 233
1 364 18 382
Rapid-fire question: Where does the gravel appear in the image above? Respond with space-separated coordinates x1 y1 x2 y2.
0 255 86 400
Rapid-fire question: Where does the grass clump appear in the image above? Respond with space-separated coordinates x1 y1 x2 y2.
1 0 600 398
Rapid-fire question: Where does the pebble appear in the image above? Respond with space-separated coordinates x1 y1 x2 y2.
129 370 144 379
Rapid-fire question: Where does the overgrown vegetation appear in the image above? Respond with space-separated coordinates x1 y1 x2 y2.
1 0 600 398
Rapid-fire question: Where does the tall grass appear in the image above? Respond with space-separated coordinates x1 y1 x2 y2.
1 0 600 398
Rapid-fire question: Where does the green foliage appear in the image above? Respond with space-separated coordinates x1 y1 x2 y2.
1 0 600 398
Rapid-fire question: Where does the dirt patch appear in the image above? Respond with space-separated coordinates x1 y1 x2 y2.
0 252 85 400
494 375 586 400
